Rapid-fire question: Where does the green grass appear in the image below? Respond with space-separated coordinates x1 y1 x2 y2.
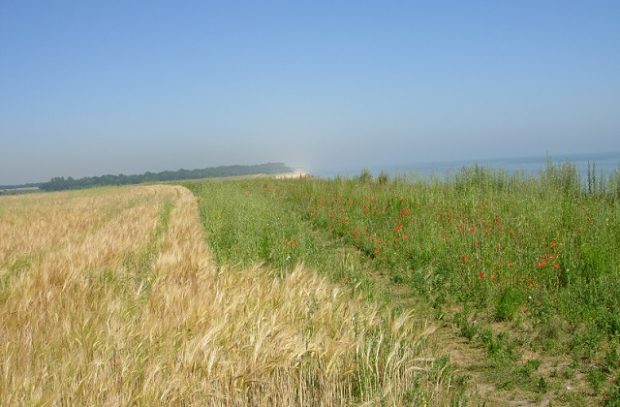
184 180 471 404
184 179 389 303
184 162 620 404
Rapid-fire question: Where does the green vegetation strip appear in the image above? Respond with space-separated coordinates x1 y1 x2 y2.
185 180 388 303
185 163 620 405
185 180 470 404
123 200 173 307
94 199 175 319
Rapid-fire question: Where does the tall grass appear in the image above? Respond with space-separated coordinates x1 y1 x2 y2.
0 185 459 405
186 162 620 403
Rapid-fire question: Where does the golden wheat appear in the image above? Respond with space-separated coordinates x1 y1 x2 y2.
0 185 456 406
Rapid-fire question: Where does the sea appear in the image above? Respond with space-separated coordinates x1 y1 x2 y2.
313 151 620 181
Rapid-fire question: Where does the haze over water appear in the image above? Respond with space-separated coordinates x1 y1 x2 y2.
314 151 620 180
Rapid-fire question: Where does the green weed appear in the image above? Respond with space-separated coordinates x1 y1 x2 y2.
183 162 620 402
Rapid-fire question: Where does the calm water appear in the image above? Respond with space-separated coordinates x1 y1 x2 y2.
315 151 620 181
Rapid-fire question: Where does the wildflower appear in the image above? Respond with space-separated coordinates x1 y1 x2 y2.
400 208 411 217
491 275 497 280
478 272 486 279
372 236 385 245
461 255 468 263
394 224 404 234
536 261 547 268
552 263 560 270
550 240 557 248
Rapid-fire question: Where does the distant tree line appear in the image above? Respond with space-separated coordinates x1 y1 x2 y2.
39 163 292 191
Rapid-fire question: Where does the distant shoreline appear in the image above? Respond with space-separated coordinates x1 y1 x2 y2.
173 170 309 182
275 170 309 179
0 186 40 195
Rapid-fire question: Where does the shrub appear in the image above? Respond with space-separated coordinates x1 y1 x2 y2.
495 287 523 322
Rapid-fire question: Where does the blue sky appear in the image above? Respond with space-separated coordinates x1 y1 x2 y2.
1 1 619 184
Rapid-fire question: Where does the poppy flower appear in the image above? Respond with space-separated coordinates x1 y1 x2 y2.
478 272 486 279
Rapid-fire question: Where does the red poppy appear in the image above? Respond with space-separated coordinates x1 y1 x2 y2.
536 261 547 268
461 255 468 263
478 272 486 279
394 224 403 234
550 240 557 248
400 208 411 217
552 263 560 270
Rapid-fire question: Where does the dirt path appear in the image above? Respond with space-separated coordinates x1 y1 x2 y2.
379 269 599 406
317 236 572 406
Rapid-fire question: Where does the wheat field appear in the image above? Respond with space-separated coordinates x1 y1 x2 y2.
0 185 456 406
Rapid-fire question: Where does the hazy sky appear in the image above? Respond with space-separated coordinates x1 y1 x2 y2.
1 1 619 184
